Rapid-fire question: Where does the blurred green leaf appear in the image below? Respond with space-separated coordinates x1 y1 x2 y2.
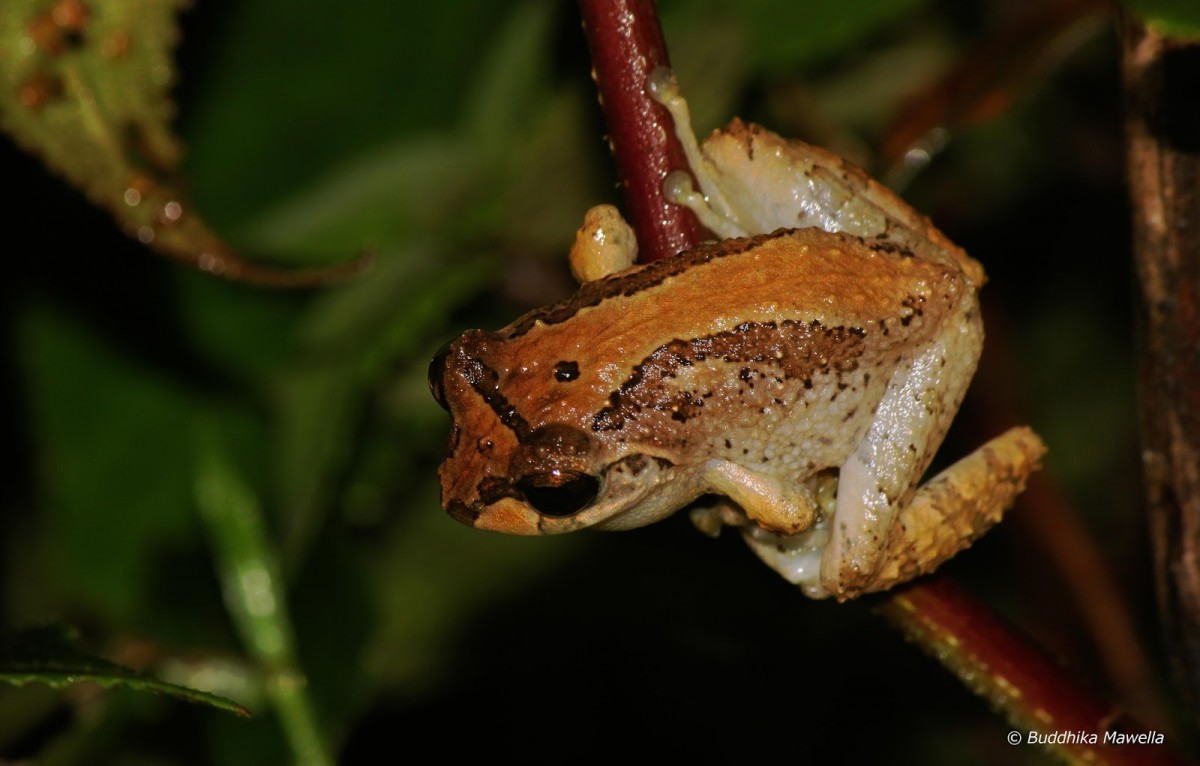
0 0 324 282
1123 0 1200 36
241 137 481 256
674 0 932 71
18 300 199 621
270 246 495 561
0 0 186 212
182 0 515 230
0 626 248 716
194 426 331 766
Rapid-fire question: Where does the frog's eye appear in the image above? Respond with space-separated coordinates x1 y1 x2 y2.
553 360 580 382
428 340 453 411
515 469 599 517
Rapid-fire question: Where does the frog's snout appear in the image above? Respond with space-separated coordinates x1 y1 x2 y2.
510 424 600 517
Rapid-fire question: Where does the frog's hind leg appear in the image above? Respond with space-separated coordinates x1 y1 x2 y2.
858 426 1045 595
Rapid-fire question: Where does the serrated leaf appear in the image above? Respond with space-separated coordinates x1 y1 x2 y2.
0 626 249 716
0 0 354 285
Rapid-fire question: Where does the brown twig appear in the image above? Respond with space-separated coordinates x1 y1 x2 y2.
1124 16 1200 725
579 2 1191 762
578 0 706 263
878 577 1184 765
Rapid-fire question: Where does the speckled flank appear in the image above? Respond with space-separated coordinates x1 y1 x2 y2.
593 319 867 432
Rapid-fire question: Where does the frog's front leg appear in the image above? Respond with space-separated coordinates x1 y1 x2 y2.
700 459 819 535
570 204 638 283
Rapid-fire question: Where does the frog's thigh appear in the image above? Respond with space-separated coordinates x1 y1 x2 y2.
822 334 977 597
700 459 817 535
860 426 1045 594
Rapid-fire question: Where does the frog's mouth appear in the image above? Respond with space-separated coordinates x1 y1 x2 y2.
472 453 678 535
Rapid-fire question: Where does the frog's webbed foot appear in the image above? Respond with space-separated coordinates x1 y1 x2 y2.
569 205 639 283
688 497 748 538
847 426 1045 596
742 428 1043 599
647 67 747 240
699 459 819 535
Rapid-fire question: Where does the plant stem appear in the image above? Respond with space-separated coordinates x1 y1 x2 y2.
578 0 706 263
878 576 1185 765
1124 16 1200 726
194 430 332 766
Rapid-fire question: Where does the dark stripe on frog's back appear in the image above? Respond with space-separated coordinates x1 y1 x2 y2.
593 318 869 433
502 232 782 339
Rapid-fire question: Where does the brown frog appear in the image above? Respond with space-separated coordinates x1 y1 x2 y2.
429 68 1044 599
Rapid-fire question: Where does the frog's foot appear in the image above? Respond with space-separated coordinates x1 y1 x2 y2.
570 205 639 283
742 517 831 590
688 497 749 538
826 426 1045 599
742 427 1044 599
700 459 818 535
647 67 747 240
851 426 1045 595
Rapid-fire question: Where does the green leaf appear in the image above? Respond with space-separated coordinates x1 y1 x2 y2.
194 426 332 766
17 300 198 621
1123 0 1200 36
181 0 515 229
270 245 495 561
673 0 932 70
239 137 481 256
0 626 249 716
0 0 347 283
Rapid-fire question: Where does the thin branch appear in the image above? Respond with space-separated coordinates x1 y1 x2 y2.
878 576 1185 765
1124 16 1200 725
578 0 706 263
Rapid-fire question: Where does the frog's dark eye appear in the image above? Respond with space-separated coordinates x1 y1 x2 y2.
553 360 580 382
428 340 453 411
515 469 599 517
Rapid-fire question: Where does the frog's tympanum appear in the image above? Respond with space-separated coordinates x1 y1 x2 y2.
429 68 1044 599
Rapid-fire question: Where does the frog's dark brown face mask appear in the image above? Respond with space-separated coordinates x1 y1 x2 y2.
431 339 683 533
430 336 606 534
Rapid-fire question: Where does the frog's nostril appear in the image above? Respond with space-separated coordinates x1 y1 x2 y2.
516 470 599 517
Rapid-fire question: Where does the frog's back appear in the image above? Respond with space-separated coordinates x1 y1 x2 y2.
486 228 975 474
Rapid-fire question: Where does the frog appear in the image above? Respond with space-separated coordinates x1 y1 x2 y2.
428 67 1045 599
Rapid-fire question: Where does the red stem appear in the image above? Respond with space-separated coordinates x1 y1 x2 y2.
578 0 705 263
878 577 1185 765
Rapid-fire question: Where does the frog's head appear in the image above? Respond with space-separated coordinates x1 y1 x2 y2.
428 330 684 535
